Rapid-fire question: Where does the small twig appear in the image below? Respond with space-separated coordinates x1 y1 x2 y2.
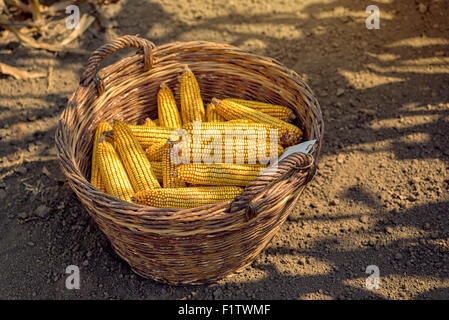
29 0 44 25
0 23 90 54
6 0 32 14
60 14 95 46
0 168 15 180
46 57 53 93
0 61 46 79
0 0 8 14
42 1 74 15
0 16 41 28
18 216 40 224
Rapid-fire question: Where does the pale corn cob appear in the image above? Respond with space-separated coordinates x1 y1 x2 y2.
206 102 226 122
183 121 283 162
182 121 282 145
148 137 280 164
162 139 186 188
149 161 162 182
130 125 283 164
127 125 176 149
175 135 283 164
132 186 243 208
225 98 292 121
113 121 161 191
180 66 206 123
144 118 157 127
158 83 183 128
91 122 112 191
212 98 302 146
96 141 134 201
176 163 267 186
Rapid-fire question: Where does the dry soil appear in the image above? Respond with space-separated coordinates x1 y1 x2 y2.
0 0 448 300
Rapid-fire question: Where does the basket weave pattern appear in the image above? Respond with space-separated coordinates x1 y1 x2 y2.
55 35 324 284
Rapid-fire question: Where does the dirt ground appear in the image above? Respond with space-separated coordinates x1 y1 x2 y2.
0 0 448 300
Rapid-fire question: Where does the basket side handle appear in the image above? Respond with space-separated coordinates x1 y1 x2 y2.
228 152 316 221
79 35 155 94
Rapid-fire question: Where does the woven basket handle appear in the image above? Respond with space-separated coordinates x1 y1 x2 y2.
229 152 315 221
79 35 155 94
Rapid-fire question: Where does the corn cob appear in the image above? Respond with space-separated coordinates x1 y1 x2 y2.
162 139 186 188
126 125 176 149
225 98 292 121
174 135 284 165
113 121 161 191
180 66 206 124
96 141 134 201
157 82 183 128
176 163 267 186
129 124 283 164
149 161 162 183
132 186 243 208
147 137 280 164
212 98 302 146
226 119 255 124
183 121 282 145
144 118 157 127
183 121 283 163
206 102 226 122
145 141 166 161
91 122 112 191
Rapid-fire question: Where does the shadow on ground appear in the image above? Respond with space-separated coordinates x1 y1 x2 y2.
0 0 448 299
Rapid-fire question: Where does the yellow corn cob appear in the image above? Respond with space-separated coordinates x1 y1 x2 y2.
180 66 205 124
127 125 176 149
212 98 302 147
91 122 112 191
154 119 160 126
132 186 243 208
176 163 267 186
145 141 166 161
206 102 226 122
149 161 162 183
162 139 186 188
226 119 255 124
96 141 134 201
158 82 183 128
225 98 292 121
113 121 161 191
144 118 157 127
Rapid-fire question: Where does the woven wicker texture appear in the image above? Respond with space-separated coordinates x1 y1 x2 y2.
55 35 324 285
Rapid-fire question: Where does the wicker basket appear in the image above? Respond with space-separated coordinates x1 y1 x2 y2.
55 35 324 285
